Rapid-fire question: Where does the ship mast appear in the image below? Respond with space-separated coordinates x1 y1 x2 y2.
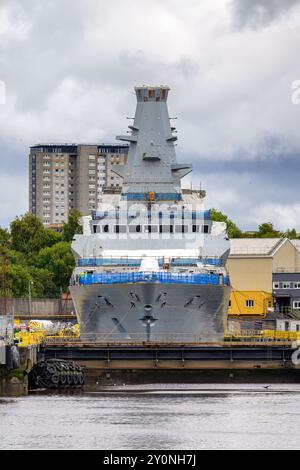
112 85 192 203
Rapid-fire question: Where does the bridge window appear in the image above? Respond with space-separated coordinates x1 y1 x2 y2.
201 225 209 233
129 225 141 233
293 301 300 309
145 225 158 233
114 225 127 233
159 225 174 233
103 225 109 233
175 225 188 233
192 225 200 233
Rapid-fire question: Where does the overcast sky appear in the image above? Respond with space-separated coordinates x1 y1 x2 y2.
0 0 300 230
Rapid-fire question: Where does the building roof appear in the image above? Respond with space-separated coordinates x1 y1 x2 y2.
229 238 285 256
291 239 300 252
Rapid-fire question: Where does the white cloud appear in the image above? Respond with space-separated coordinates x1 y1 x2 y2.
250 203 300 230
0 173 27 225
0 0 300 229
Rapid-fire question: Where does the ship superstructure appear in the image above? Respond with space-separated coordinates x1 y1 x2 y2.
70 86 230 342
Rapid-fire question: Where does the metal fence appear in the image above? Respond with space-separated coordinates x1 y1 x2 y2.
4 298 75 317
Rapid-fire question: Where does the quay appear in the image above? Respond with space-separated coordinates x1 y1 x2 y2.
39 340 300 387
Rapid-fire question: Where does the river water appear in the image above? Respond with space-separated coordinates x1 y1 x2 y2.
1 384 300 450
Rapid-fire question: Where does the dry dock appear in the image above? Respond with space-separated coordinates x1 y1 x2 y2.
40 340 300 388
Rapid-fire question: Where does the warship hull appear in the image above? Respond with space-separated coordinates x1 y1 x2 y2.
70 283 230 343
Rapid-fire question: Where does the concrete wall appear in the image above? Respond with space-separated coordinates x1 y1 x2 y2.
277 319 300 332
273 240 299 271
7 299 74 317
227 257 273 292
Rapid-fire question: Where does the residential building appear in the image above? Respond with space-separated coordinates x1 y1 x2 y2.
29 143 128 226
98 144 128 190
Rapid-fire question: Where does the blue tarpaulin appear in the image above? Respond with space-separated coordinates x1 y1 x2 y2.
76 271 230 286
77 257 223 268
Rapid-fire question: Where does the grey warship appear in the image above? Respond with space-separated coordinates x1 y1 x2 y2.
70 85 230 343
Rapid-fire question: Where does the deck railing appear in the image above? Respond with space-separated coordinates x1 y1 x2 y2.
74 271 230 286
77 256 223 268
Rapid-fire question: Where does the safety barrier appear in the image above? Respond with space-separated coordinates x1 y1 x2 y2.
75 271 230 286
91 209 211 220
77 256 223 268
225 329 300 342
121 192 183 201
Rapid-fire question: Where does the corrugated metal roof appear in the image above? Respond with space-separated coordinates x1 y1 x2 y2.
229 238 282 256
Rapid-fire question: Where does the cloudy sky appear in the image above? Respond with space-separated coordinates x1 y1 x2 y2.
0 0 300 230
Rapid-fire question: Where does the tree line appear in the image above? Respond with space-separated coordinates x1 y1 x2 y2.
0 212 82 299
210 209 299 239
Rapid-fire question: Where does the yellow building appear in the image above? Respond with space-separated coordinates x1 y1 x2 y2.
227 238 300 293
228 290 273 316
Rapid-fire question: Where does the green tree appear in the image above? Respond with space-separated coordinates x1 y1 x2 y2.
5 249 27 266
0 227 10 249
10 213 62 256
62 211 83 242
255 222 283 238
29 267 57 298
210 209 243 238
285 228 299 239
34 242 75 295
0 263 31 298
43 228 63 247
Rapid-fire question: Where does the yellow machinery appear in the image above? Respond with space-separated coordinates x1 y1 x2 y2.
225 328 300 342
14 321 80 347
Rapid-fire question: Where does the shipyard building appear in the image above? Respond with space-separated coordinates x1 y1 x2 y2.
29 143 128 226
228 238 300 327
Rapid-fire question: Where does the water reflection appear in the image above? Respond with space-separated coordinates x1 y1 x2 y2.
0 385 300 450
